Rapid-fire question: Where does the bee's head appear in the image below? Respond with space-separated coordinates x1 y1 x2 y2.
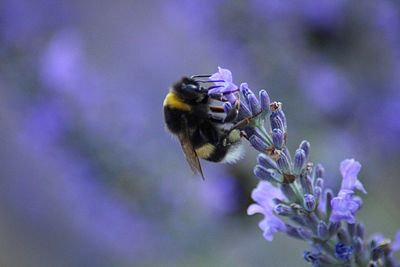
173 77 208 103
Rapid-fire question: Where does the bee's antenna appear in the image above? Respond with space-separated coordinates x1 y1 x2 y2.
196 80 225 83
191 74 212 79
207 85 224 91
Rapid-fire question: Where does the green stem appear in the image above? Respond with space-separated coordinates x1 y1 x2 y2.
257 125 273 146
291 182 303 205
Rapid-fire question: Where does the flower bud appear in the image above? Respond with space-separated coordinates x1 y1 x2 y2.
276 109 287 130
272 198 286 207
286 224 302 240
277 152 291 174
337 228 350 244
315 163 325 178
317 220 329 240
272 128 284 149
237 101 252 120
253 165 283 183
347 223 356 238
304 194 316 211
328 221 341 236
334 242 353 260
293 149 306 175
353 237 363 253
248 92 261 116
300 174 313 195
303 251 320 264
240 83 260 116
274 204 293 216
324 189 334 217
315 177 324 188
259 90 270 112
297 227 312 241
270 113 284 132
299 140 310 161
313 186 322 203
257 154 278 170
249 135 268 153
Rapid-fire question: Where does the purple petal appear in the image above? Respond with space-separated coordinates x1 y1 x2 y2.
258 212 287 241
250 181 284 208
247 203 264 215
354 180 367 194
340 159 367 194
248 181 287 241
209 67 238 105
210 66 233 83
330 190 361 224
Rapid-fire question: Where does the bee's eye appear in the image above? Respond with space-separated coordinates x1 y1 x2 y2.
184 84 199 91
179 83 205 101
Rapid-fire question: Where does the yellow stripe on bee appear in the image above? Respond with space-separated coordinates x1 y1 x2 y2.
195 143 215 159
163 91 191 111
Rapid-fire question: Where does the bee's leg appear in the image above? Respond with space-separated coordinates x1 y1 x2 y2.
223 99 240 123
240 131 249 140
223 108 238 123
227 129 241 143
231 117 252 130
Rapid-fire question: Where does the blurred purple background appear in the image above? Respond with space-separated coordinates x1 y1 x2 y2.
1 1 400 266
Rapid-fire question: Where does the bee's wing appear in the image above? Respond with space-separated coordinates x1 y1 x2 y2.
177 121 204 179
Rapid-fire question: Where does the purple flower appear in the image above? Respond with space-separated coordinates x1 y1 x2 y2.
330 189 362 224
209 67 238 104
247 181 287 241
392 230 400 251
209 67 235 87
340 159 367 194
330 159 367 223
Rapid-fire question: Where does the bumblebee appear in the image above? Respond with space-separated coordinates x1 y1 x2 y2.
163 76 244 178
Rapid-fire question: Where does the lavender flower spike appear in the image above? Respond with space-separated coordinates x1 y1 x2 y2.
247 181 287 241
202 67 400 265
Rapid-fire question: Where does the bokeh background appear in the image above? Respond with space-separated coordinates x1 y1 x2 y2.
1 1 400 266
